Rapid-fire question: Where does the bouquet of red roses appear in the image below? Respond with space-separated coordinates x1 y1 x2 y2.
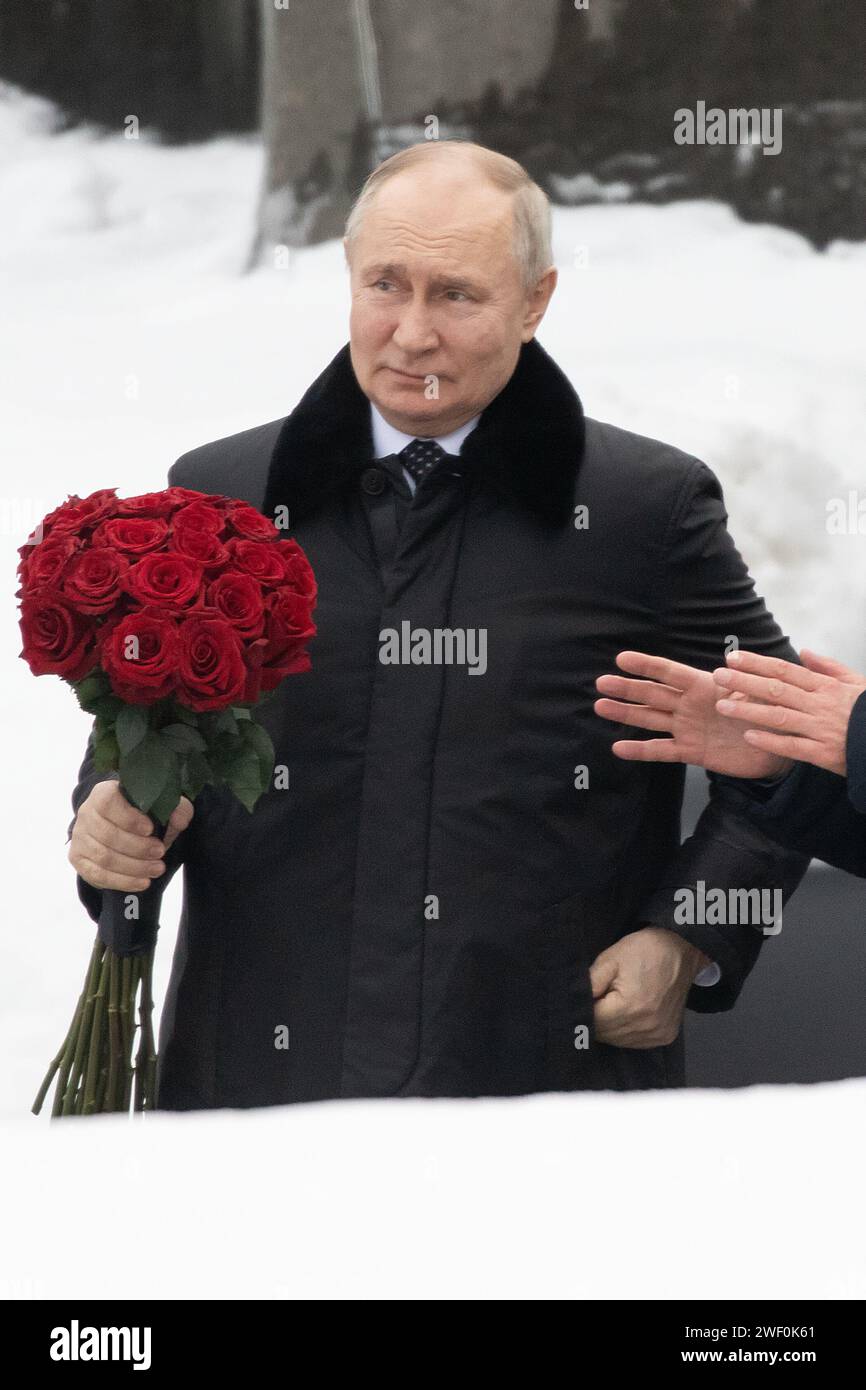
17 485 317 1117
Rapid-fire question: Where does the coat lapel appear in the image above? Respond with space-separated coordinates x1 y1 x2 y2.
261 337 586 531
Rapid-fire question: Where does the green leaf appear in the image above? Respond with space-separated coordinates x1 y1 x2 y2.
73 671 111 714
118 732 174 814
92 728 120 772
171 701 199 727
211 709 240 738
181 749 213 802
115 704 150 756
239 719 275 787
222 743 266 814
150 760 182 828
231 706 252 721
160 723 207 754
91 694 123 723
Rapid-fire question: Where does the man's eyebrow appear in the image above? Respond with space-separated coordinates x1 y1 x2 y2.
361 263 484 293
362 262 407 280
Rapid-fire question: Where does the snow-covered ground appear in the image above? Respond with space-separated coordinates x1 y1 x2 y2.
1 83 865 1299
4 1082 866 1300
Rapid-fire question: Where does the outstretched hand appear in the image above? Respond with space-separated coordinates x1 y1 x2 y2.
594 650 792 779
714 648 866 776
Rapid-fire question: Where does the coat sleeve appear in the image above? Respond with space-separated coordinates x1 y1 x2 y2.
636 459 811 1012
732 690 866 876
67 460 188 924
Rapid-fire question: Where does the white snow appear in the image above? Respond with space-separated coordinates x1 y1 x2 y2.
1 83 865 1300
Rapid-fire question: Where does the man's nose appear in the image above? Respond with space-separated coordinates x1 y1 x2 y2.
391 300 438 354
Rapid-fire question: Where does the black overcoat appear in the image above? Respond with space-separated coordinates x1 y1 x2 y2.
70 339 808 1108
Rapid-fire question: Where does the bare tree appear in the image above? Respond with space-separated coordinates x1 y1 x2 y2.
251 0 560 261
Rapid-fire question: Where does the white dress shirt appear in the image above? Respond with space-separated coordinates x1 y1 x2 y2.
367 404 721 989
370 402 480 493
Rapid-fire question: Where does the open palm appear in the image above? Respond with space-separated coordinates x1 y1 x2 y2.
594 651 790 779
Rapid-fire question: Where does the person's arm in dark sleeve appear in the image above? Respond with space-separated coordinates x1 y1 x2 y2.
737 689 866 876
637 459 811 1011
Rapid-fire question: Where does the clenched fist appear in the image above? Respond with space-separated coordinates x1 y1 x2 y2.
68 779 194 893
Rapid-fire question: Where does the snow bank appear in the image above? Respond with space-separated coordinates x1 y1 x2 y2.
3 1081 866 1300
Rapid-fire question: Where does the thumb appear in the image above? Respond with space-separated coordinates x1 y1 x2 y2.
589 946 620 1001
799 648 863 684
163 795 194 850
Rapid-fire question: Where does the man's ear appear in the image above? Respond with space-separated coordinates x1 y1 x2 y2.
521 266 558 342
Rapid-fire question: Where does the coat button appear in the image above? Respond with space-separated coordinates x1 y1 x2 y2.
360 467 386 495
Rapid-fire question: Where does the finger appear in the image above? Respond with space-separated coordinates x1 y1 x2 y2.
593 990 627 1028
95 787 156 836
589 954 619 999
725 649 823 692
76 829 166 881
75 857 155 894
85 813 166 860
715 697 819 737
164 797 195 848
800 648 864 684
595 673 680 710
168 797 194 831
611 738 684 763
712 667 817 713
614 651 696 690
742 729 829 766
594 698 674 733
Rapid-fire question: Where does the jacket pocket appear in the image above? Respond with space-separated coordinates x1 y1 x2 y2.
538 888 598 1091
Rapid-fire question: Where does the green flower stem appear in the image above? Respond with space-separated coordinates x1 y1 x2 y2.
106 950 122 1111
61 941 103 1116
82 949 110 1115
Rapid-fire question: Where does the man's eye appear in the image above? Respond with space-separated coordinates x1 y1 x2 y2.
445 290 469 302
373 280 394 292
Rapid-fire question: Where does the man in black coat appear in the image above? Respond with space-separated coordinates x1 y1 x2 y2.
67 141 809 1109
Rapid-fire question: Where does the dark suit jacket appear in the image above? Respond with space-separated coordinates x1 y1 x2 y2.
69 338 809 1109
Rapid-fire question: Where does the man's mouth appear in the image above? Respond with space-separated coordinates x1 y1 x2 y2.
384 367 432 381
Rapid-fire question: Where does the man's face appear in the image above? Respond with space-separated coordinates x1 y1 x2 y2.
347 165 556 437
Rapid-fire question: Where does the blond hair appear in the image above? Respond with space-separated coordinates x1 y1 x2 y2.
344 140 553 290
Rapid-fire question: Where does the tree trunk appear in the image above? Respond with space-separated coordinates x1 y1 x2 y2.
252 0 561 259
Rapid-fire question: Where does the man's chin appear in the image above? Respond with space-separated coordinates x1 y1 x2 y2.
372 380 458 432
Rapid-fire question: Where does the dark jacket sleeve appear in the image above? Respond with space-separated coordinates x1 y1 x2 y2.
637 459 811 1011
68 460 188 923
735 689 866 876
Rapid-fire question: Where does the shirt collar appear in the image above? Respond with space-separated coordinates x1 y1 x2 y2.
370 401 481 459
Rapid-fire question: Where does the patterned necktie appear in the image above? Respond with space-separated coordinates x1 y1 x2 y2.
399 437 447 486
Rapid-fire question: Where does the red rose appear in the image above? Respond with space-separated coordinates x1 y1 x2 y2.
205 570 265 638
17 533 80 591
115 491 179 518
169 526 230 569
176 614 247 711
173 501 226 535
99 607 181 704
275 538 318 605
19 588 97 680
161 486 215 509
62 547 131 615
41 489 119 539
258 589 316 691
226 504 278 541
125 551 204 609
92 516 169 554
225 538 287 587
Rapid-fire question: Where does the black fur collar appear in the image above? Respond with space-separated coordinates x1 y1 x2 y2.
262 336 585 528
